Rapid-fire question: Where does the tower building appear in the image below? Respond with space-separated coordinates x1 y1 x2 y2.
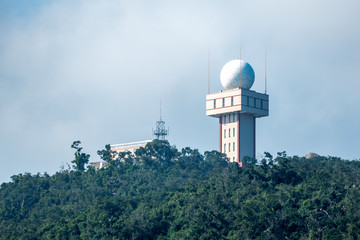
206 59 269 165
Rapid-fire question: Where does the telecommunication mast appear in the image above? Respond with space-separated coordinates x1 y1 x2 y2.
153 102 169 140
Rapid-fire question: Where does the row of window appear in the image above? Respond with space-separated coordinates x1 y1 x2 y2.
213 96 268 110
214 97 235 109
244 96 265 109
224 142 236 153
224 128 236 138
223 113 236 124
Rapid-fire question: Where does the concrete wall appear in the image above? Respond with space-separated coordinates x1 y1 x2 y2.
221 113 238 162
239 114 255 160
206 88 269 118
220 113 255 162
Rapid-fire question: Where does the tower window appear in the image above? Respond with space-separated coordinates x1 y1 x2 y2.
233 113 236 122
256 99 261 109
231 96 234 106
263 100 269 110
229 143 231 152
229 114 231 123
224 115 226 123
233 128 235 137
249 97 254 107
224 129 226 138
213 100 216 108
222 98 225 107
233 142 235 151
229 128 231 138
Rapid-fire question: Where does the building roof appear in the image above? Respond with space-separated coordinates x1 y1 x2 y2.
110 140 152 149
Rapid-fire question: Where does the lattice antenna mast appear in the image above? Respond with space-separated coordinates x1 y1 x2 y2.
153 101 169 140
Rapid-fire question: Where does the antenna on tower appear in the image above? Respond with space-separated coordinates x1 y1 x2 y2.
153 100 169 140
208 49 210 94
265 49 267 94
160 99 162 120
239 45 242 89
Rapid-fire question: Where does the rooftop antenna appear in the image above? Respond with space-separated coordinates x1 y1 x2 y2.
208 49 210 94
265 49 267 94
239 45 242 89
153 100 169 140
160 100 162 120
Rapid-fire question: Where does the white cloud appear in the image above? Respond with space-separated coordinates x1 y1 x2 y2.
1 0 360 183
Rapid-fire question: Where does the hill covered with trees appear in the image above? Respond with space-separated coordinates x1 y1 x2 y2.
1 140 360 239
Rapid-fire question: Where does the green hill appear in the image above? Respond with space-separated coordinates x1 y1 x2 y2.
1 140 360 239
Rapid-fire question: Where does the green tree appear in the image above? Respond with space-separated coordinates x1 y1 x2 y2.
71 140 90 171
135 140 178 165
1 141 360 240
97 144 116 163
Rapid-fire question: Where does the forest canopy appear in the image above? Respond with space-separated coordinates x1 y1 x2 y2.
0 139 360 239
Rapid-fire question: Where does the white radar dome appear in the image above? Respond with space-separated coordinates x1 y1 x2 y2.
220 59 255 90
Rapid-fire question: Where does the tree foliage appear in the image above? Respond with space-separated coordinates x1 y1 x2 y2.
71 141 90 171
1 140 360 239
97 144 116 163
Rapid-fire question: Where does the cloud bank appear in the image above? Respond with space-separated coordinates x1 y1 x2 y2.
1 0 360 183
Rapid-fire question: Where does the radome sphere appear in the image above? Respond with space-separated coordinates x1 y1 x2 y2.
220 59 255 90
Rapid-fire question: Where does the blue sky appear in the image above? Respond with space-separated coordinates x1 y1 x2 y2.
1 0 360 183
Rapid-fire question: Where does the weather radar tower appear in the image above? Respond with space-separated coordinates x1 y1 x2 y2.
206 59 269 166
153 102 169 140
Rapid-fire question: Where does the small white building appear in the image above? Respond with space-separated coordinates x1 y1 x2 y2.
111 140 152 156
90 140 152 169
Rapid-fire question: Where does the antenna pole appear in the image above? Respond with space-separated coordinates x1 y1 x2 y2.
265 50 267 94
160 100 162 121
240 45 242 89
208 49 210 94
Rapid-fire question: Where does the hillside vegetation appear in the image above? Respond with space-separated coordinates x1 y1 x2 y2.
1 140 360 239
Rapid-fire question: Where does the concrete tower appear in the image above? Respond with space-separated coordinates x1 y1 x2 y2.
206 59 269 166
